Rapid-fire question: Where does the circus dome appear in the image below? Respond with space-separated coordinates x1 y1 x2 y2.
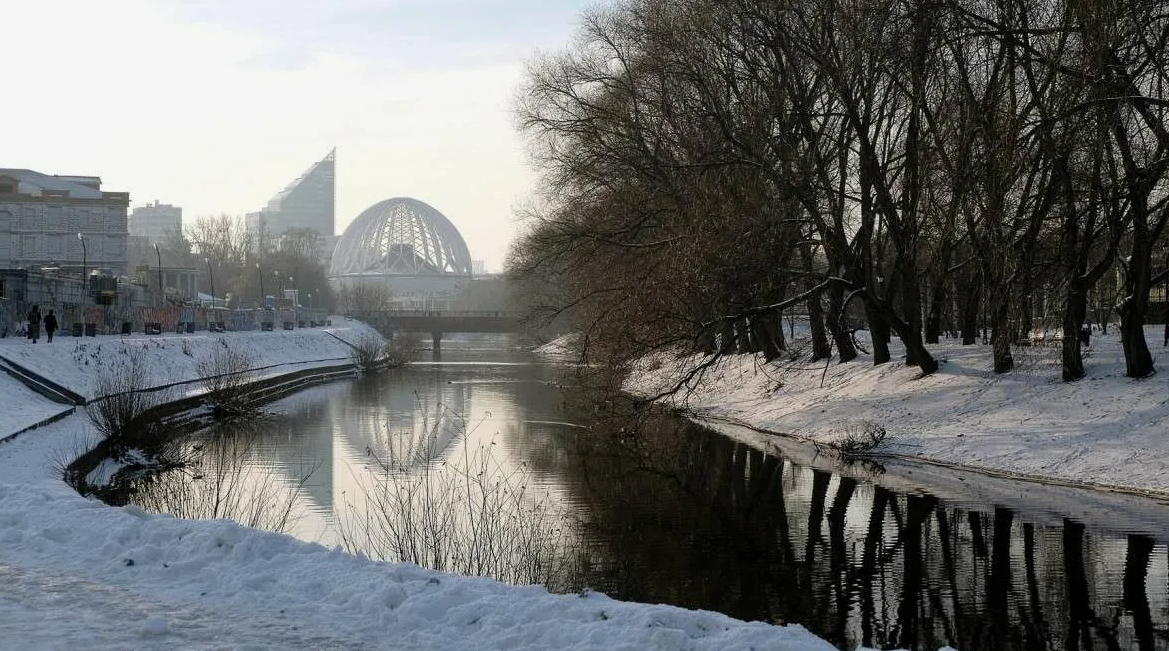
330 197 473 277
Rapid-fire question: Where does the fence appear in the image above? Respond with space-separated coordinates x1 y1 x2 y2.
0 298 329 339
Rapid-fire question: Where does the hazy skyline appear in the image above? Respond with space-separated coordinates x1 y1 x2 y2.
2 0 596 271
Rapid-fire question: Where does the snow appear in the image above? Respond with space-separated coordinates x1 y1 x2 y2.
533 333 582 362
625 326 1169 496
0 320 839 651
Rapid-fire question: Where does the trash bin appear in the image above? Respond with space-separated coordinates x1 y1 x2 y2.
283 321 294 330
84 323 96 337
261 321 274 331
121 322 132 335
71 323 83 337
186 322 195 334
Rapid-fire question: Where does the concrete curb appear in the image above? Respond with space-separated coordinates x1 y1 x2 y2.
0 406 78 446
689 411 1169 502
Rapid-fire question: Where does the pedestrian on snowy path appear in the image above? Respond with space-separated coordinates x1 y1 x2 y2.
27 305 41 343
44 310 58 343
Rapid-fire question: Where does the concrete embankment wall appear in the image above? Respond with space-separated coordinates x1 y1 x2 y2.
0 317 385 442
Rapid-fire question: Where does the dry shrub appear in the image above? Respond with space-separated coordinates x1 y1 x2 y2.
197 338 256 414
86 345 165 452
338 409 572 588
350 333 387 371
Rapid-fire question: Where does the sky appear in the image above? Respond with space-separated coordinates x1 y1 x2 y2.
1 0 599 272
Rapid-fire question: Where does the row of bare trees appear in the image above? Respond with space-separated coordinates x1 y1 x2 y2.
150 217 336 310
508 0 1169 381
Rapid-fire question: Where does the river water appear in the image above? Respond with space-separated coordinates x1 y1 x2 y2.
125 334 1169 651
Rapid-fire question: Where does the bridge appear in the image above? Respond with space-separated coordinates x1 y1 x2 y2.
364 310 521 350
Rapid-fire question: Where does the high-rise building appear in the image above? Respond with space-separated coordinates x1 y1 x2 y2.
0 168 129 276
246 148 336 245
129 200 182 245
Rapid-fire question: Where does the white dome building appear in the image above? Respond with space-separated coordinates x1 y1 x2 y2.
330 198 473 278
329 198 474 311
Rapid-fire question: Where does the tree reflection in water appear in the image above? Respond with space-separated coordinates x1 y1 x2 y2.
539 414 1169 651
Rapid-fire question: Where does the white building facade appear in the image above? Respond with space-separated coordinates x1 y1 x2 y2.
129 200 182 245
0 169 130 277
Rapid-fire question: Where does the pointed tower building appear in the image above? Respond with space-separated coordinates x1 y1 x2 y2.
247 148 336 243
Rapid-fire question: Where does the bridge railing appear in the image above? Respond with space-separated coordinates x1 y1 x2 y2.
364 310 518 318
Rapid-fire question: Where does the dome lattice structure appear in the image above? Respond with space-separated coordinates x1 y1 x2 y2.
330 198 473 277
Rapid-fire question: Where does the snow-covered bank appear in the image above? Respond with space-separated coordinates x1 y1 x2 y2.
0 318 381 440
626 326 1169 496
0 323 845 651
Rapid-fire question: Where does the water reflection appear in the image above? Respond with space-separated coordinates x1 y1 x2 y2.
124 335 1169 651
547 420 1169 651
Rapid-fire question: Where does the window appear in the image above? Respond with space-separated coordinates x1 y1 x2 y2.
21 205 38 230
46 204 64 230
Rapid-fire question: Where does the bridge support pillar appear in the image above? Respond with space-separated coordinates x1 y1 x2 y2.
432 331 443 354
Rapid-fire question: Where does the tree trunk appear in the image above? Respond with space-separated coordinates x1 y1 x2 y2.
827 280 857 363
735 318 756 354
719 322 736 355
1061 280 1089 381
1119 229 1155 378
807 292 832 362
770 311 786 350
924 280 946 344
865 303 892 364
989 285 1014 373
898 261 932 371
960 279 980 345
752 314 781 361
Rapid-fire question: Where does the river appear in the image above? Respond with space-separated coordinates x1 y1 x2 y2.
123 334 1169 651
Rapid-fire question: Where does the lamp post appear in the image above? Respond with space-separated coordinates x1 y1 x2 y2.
78 233 87 294
256 262 264 308
274 269 281 297
154 243 163 306
307 292 313 310
205 257 215 308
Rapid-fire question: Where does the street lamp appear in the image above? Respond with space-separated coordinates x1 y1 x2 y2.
205 257 215 308
307 292 313 309
255 262 264 308
78 233 87 294
154 243 163 306
274 269 281 296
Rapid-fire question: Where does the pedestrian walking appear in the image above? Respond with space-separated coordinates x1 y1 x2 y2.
27 305 41 343
44 310 58 343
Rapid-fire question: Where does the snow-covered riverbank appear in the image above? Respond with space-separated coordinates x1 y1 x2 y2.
0 322 843 651
625 325 1169 496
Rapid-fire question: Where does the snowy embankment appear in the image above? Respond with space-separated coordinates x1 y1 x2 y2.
0 318 381 439
0 323 845 651
624 326 1169 496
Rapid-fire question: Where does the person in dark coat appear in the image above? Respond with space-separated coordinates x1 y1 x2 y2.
27 306 41 343
44 310 58 343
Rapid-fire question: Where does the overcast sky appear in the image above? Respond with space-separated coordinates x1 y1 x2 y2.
2 0 597 272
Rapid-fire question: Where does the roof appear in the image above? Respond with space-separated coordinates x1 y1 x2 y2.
265 148 335 212
0 168 103 199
